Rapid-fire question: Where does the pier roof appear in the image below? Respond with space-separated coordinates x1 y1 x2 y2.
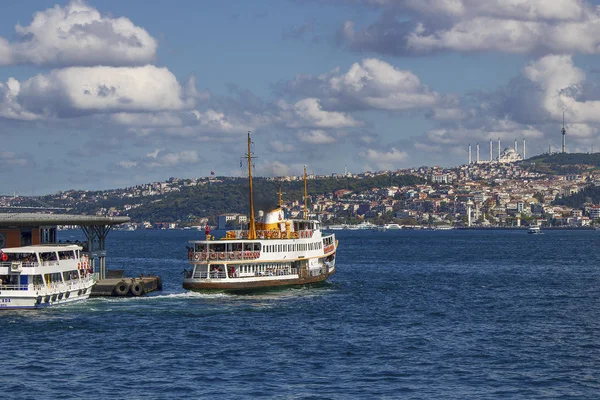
0 213 130 227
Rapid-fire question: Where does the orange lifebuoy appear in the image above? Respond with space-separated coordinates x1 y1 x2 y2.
219 252 225 260
229 252 235 260
194 253 201 261
209 252 217 260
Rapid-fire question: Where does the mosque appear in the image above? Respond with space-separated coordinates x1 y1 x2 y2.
467 138 525 165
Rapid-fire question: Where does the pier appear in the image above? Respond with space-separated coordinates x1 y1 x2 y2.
0 213 163 297
91 270 162 297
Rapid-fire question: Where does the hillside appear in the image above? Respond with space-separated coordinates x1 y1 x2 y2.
27 173 424 223
553 184 600 209
523 153 600 175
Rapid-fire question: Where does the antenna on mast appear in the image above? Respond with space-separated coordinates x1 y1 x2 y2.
561 110 567 153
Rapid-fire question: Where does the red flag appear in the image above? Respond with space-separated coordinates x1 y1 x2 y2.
210 171 215 175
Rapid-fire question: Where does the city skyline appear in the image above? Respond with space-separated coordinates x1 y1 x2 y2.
2 0 600 195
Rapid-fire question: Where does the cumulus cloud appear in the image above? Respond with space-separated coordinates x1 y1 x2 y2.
277 58 447 113
359 147 408 170
0 151 30 167
270 140 296 153
297 129 337 144
522 55 600 124
337 0 600 56
258 160 293 177
145 149 200 168
0 78 41 120
0 0 157 67
280 98 360 128
0 66 189 119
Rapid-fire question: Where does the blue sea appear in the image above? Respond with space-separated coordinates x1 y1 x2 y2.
3 229 600 399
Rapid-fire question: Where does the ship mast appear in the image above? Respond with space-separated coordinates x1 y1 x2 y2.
303 165 307 220
247 131 257 240
278 183 283 208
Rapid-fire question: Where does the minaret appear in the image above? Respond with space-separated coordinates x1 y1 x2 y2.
468 143 472 164
561 112 567 153
476 143 480 163
523 138 526 159
514 138 517 154
489 138 493 161
548 142 551 154
467 200 473 227
497 137 501 161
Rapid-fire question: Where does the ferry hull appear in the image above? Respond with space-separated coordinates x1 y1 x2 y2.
183 268 335 293
0 287 93 309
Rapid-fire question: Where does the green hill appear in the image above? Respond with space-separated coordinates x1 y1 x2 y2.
523 153 600 175
30 173 424 224
553 184 600 208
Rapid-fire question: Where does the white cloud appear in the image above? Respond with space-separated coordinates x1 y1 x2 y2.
0 78 41 120
401 0 586 21
359 147 408 169
191 109 244 133
0 151 30 167
118 160 138 169
522 55 600 124
146 150 200 168
258 160 293 177
339 0 600 56
0 0 157 67
328 58 440 110
278 58 445 112
283 98 360 128
112 112 183 127
0 66 188 119
297 129 337 144
270 140 296 152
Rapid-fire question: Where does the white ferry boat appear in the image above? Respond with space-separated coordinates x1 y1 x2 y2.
528 225 541 234
183 132 338 292
0 244 95 309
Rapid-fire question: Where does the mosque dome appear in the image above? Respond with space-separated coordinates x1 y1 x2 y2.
498 147 522 163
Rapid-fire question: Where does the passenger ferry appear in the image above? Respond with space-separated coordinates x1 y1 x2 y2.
183 132 338 292
0 244 95 309
528 225 541 234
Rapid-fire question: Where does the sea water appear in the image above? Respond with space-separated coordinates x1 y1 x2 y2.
2 229 600 399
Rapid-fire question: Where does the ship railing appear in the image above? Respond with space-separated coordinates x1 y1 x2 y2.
0 284 30 291
255 268 298 277
0 261 38 268
190 251 261 262
228 230 314 240
192 268 299 280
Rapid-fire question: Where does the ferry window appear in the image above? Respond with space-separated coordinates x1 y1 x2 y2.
196 244 207 252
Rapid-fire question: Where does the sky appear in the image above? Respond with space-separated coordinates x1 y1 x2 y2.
2 0 600 195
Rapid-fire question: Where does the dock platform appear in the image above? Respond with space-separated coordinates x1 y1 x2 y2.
90 270 162 297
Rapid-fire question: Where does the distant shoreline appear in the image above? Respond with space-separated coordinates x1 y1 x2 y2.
456 226 596 231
